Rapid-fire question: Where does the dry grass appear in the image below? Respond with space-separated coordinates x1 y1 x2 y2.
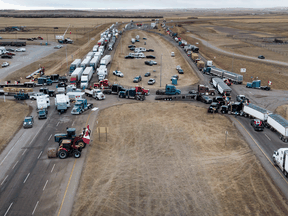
72 102 288 216
275 105 288 120
0 99 31 153
108 29 198 89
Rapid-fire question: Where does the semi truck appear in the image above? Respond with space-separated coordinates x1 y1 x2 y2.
0 81 37 88
71 99 93 115
55 94 71 114
80 58 91 69
69 59 81 74
89 56 100 71
212 78 232 96
38 77 52 86
246 80 270 91
100 55 111 66
93 45 99 52
267 114 288 142
243 103 272 121
86 52 95 59
70 68 83 85
273 148 288 177
80 67 93 89
85 88 106 100
102 84 126 95
156 84 181 95
210 67 243 84
66 92 85 102
119 88 146 101
37 95 50 110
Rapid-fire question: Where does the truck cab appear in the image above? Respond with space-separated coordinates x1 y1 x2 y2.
23 116 34 128
38 108 48 119
273 148 288 176
165 84 181 95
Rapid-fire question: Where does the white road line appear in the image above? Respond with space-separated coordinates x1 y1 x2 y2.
4 202 13 216
48 134 52 141
51 164 55 173
56 121 60 127
37 151 43 159
32 201 39 215
0 146 15 166
265 134 271 141
22 148 27 155
72 120 75 126
23 173 30 183
43 180 48 191
1 175 8 185
12 161 19 170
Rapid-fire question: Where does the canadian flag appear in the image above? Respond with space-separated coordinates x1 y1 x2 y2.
70 31 71 34
268 81 272 85
82 125 90 144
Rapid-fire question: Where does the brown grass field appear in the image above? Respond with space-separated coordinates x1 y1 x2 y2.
108 29 198 88
72 102 288 216
275 105 288 120
0 99 31 153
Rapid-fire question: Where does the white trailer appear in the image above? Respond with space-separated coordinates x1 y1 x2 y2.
66 91 85 101
70 59 81 74
131 38 135 44
212 77 222 88
273 148 288 176
86 52 95 58
217 82 231 96
93 45 99 52
89 56 100 71
55 94 71 114
243 103 272 121
206 60 213 67
267 114 288 142
97 65 107 75
37 95 50 110
80 58 91 69
80 67 94 89
100 55 111 66
70 67 84 85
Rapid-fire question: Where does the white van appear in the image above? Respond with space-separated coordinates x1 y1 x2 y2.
171 52 175 57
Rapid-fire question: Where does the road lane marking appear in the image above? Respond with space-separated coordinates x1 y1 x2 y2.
72 120 75 126
1 175 8 185
51 164 55 173
37 151 43 159
265 134 271 141
22 149 27 155
4 202 13 216
43 180 48 191
12 161 18 170
23 173 30 183
56 121 60 127
57 159 77 216
235 118 288 185
48 134 52 141
32 201 39 215
0 146 15 166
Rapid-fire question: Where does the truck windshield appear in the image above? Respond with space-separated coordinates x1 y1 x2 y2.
24 119 31 122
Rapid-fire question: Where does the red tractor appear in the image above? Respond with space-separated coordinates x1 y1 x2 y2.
135 86 150 96
57 138 82 159
94 79 111 89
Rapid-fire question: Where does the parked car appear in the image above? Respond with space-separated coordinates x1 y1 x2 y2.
200 95 212 104
113 70 124 77
178 69 184 74
6 48 14 52
145 72 151 77
4 52 15 56
151 60 157 65
143 38 147 40
171 75 179 80
16 48 26 52
1 62 9 67
1 54 12 59
146 49 154 52
148 78 156 85
130 47 135 51
125 55 134 59
258 55 265 59
171 52 175 57
23 116 34 128
54 45 63 49
213 96 225 106
251 119 264 131
136 39 140 42
128 45 135 48
133 75 142 83
145 61 154 66
146 55 156 59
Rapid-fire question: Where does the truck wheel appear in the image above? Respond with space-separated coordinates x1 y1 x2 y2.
76 140 86 148
58 150 68 159
74 150 81 158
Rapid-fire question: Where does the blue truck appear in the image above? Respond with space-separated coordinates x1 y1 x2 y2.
71 99 93 115
246 80 270 91
37 108 48 119
38 77 52 86
14 92 29 100
118 88 146 101
156 84 181 95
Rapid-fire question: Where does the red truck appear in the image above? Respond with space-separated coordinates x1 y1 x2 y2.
94 79 111 89
135 86 150 96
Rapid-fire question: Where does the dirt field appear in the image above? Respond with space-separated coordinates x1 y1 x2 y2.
73 102 288 216
275 105 288 120
0 99 31 153
109 29 198 89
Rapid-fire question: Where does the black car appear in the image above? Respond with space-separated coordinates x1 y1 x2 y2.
213 96 225 106
145 72 151 77
6 48 14 52
125 55 134 59
128 45 135 48
1 55 12 59
251 119 264 131
208 102 219 113
258 55 265 59
143 37 147 40
146 49 154 52
145 61 153 66
130 47 135 51
136 39 140 42
146 55 156 59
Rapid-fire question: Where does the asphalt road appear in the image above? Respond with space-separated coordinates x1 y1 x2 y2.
0 25 288 216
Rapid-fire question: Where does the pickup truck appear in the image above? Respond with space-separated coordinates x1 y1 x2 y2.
133 75 142 83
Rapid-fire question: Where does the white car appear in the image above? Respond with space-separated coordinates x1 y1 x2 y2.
16 48 26 52
148 78 156 85
54 45 63 49
1 62 9 67
113 70 124 77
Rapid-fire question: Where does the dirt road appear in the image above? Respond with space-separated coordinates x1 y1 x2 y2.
72 102 288 216
109 29 198 88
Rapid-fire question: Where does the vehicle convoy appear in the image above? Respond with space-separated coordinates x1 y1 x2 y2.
85 88 105 100
246 80 271 91
14 92 29 100
69 59 81 74
118 88 146 101
273 148 288 177
267 114 288 142
71 99 93 115
55 94 71 114
243 103 272 122
23 116 34 128
80 66 93 89
156 84 181 95
212 78 232 96
209 67 243 84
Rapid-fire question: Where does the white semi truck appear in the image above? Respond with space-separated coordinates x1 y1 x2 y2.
267 114 288 142
243 103 272 121
80 58 91 69
80 67 94 89
100 55 111 66
273 148 288 177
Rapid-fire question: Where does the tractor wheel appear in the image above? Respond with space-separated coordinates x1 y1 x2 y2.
74 150 81 158
76 140 86 148
58 150 68 159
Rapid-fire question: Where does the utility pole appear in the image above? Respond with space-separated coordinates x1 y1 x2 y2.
225 131 228 146
231 52 234 72
66 45 68 72
160 53 162 87
46 33 48 45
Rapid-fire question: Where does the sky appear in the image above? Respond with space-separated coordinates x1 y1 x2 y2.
0 0 288 10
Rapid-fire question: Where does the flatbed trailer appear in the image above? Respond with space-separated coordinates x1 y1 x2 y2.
0 82 40 88
155 94 197 100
